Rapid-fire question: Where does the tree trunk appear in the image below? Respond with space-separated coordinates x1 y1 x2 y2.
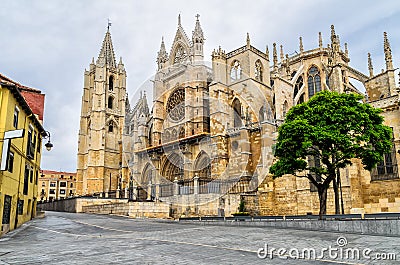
317 186 328 220
333 176 340 214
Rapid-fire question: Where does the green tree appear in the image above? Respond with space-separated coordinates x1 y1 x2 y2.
269 91 392 218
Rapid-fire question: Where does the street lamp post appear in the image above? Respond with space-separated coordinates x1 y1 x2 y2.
42 131 53 151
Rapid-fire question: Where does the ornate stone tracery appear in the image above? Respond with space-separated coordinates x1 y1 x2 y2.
173 44 188 64
166 88 185 122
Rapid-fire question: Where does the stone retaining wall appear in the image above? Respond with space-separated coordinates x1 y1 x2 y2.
179 219 400 236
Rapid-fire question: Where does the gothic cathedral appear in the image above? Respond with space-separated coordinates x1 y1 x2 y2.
76 15 400 217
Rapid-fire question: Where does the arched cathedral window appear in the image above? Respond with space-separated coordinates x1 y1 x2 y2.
108 96 113 109
166 88 185 122
173 44 188 64
232 98 242 127
230 60 241 81
255 60 263 82
108 121 114 133
109 75 114 91
294 76 303 99
282 101 288 118
307 66 322 98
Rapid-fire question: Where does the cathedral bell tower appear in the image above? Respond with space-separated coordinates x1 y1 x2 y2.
76 26 127 196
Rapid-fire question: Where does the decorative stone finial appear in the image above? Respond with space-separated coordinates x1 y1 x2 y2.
319 32 323 48
280 45 284 62
265 45 269 61
299 37 304 53
344 43 348 57
178 14 181 26
246 32 250 47
384 32 393 70
273 43 278 69
368 53 374 77
330 25 336 42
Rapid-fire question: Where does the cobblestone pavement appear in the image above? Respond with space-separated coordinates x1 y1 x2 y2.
0 212 399 264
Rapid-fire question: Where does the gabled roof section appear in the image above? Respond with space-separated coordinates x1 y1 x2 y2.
0 73 45 122
96 29 117 68
170 14 192 56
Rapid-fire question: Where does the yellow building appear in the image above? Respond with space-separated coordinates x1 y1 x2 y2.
39 170 76 202
0 73 48 236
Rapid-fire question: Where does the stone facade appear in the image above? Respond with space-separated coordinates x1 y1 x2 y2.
76 28 128 196
79 15 400 218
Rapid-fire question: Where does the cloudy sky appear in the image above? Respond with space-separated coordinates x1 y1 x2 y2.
1 0 400 172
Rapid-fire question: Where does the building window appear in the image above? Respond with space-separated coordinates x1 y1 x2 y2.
50 182 56 187
23 165 30 195
7 151 14 173
230 60 241 81
371 132 398 181
282 101 288 118
49 189 55 194
307 66 322 98
17 200 24 215
109 75 114 91
255 60 263 82
60 182 67 188
108 121 114 133
42 182 46 187
26 127 35 159
108 96 113 109
297 93 305 105
166 88 185 122
294 76 303 100
29 168 33 183
2 195 12 224
232 98 242 128
70 183 73 188
60 190 66 195
13 107 19 128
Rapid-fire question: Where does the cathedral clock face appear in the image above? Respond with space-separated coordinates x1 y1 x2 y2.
166 88 185 122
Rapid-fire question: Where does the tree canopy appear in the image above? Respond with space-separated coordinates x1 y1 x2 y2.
269 91 393 216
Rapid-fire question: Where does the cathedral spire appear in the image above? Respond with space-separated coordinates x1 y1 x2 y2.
192 14 204 42
96 29 117 68
384 32 393 70
299 37 304 53
192 14 204 61
157 37 168 69
368 53 374 77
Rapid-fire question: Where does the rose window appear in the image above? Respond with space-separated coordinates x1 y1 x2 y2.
166 88 185 121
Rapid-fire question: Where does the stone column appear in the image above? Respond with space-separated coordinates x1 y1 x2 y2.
194 174 199 195
147 182 152 201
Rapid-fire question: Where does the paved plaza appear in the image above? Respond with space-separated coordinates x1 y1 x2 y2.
0 212 399 264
